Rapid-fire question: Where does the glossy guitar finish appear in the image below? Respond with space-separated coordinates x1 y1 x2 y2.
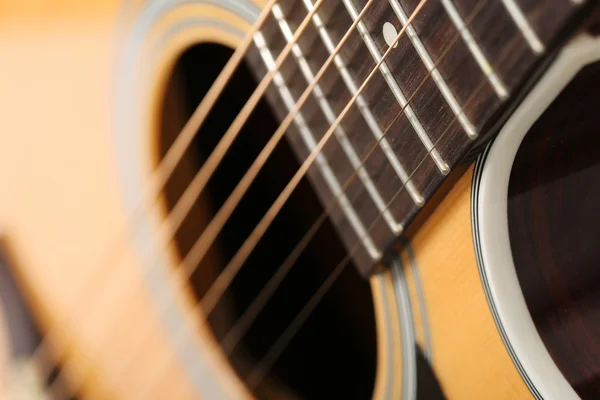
0 0 597 399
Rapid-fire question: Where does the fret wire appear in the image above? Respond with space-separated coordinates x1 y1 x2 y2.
271 4 404 234
438 0 509 98
500 0 545 53
383 0 483 135
341 0 460 166
302 0 427 206
254 30 383 257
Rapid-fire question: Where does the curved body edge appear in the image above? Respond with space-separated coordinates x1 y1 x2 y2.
375 166 533 399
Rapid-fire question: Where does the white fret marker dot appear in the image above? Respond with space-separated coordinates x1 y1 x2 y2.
383 22 398 48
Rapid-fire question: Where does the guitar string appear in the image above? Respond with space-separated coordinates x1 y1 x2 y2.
220 0 490 357
32 0 280 384
146 2 517 393
41 0 376 397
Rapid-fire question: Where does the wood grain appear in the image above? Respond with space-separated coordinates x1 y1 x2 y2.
401 167 532 399
374 166 533 399
508 60 600 399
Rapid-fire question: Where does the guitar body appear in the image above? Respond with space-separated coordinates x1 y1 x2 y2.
0 0 597 399
0 1 256 398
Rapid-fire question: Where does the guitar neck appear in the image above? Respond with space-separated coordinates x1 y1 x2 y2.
245 0 589 276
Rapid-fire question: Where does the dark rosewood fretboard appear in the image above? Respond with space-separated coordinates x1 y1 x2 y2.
245 0 588 276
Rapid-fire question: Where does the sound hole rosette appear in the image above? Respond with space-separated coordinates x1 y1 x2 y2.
472 34 600 400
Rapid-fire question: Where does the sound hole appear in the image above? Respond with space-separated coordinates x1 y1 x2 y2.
508 62 600 399
158 43 376 398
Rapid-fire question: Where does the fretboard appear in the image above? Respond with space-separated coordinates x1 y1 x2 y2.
245 0 588 276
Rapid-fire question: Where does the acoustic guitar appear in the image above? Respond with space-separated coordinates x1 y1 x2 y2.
0 0 598 398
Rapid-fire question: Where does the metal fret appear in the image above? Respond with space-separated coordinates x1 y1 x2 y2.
302 0 426 206
271 4 404 234
438 0 509 99
354 0 477 143
500 0 545 53
340 0 462 166
383 0 486 135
